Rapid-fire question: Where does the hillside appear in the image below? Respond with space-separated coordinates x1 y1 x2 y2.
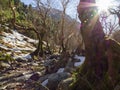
1 0 120 90
0 0 85 90
0 26 37 58
0 26 85 90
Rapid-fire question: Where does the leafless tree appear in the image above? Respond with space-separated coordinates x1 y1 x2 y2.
100 12 119 37
59 0 70 53
109 1 120 26
9 0 55 56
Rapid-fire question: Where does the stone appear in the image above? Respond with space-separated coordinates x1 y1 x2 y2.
39 74 50 83
38 84 49 90
114 84 120 90
47 72 71 90
57 78 73 90
49 54 60 59
0 61 10 68
29 72 42 81
57 68 65 73
44 59 58 67
15 57 28 62
44 59 58 74
64 58 74 73
41 79 48 86
25 80 49 90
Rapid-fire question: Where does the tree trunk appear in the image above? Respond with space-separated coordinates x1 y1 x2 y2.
71 0 120 90
78 0 106 78
30 33 43 57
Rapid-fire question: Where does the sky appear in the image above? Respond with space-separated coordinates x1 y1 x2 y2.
20 0 79 20
20 0 119 29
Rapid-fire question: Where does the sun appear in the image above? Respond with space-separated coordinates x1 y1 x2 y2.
96 0 112 13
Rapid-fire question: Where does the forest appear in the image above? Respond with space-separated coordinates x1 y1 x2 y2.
0 0 120 90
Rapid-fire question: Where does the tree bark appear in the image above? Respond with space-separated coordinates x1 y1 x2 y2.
71 0 120 90
77 0 106 78
30 32 44 57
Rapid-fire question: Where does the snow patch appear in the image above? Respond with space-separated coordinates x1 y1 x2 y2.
0 44 9 50
0 30 38 58
23 54 32 59
74 55 85 67
57 68 64 73
41 79 48 86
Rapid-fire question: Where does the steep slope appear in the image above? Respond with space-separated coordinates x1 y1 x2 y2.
0 26 38 58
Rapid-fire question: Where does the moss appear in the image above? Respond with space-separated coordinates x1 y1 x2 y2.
0 51 14 63
71 38 120 90
71 70 114 90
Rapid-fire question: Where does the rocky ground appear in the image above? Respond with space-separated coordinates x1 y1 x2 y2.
0 54 85 90
0 30 85 90
0 29 37 58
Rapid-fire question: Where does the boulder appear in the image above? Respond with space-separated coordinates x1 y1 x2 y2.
57 78 73 90
47 72 71 90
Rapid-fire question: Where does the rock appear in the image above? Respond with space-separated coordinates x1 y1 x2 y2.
114 84 120 90
32 62 39 66
74 62 82 67
57 78 73 90
0 73 24 82
66 58 74 67
64 67 74 73
44 59 58 74
47 72 71 90
49 54 60 59
57 68 65 73
6 85 15 90
25 80 49 90
42 79 48 86
38 84 49 90
74 55 85 67
29 72 42 81
39 74 50 83
23 54 33 61
15 57 28 62
44 59 58 67
64 58 74 73
5 83 18 90
0 61 10 68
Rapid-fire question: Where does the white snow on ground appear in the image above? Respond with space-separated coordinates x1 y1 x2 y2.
2 30 37 50
0 44 9 50
41 79 48 86
0 30 38 58
57 68 64 73
74 55 85 67
23 54 32 59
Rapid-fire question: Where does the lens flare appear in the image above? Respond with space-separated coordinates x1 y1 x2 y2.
96 0 112 13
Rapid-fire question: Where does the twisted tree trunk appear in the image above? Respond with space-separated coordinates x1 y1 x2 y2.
78 0 106 78
71 0 120 90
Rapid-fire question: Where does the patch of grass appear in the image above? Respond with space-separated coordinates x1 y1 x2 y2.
0 51 14 64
